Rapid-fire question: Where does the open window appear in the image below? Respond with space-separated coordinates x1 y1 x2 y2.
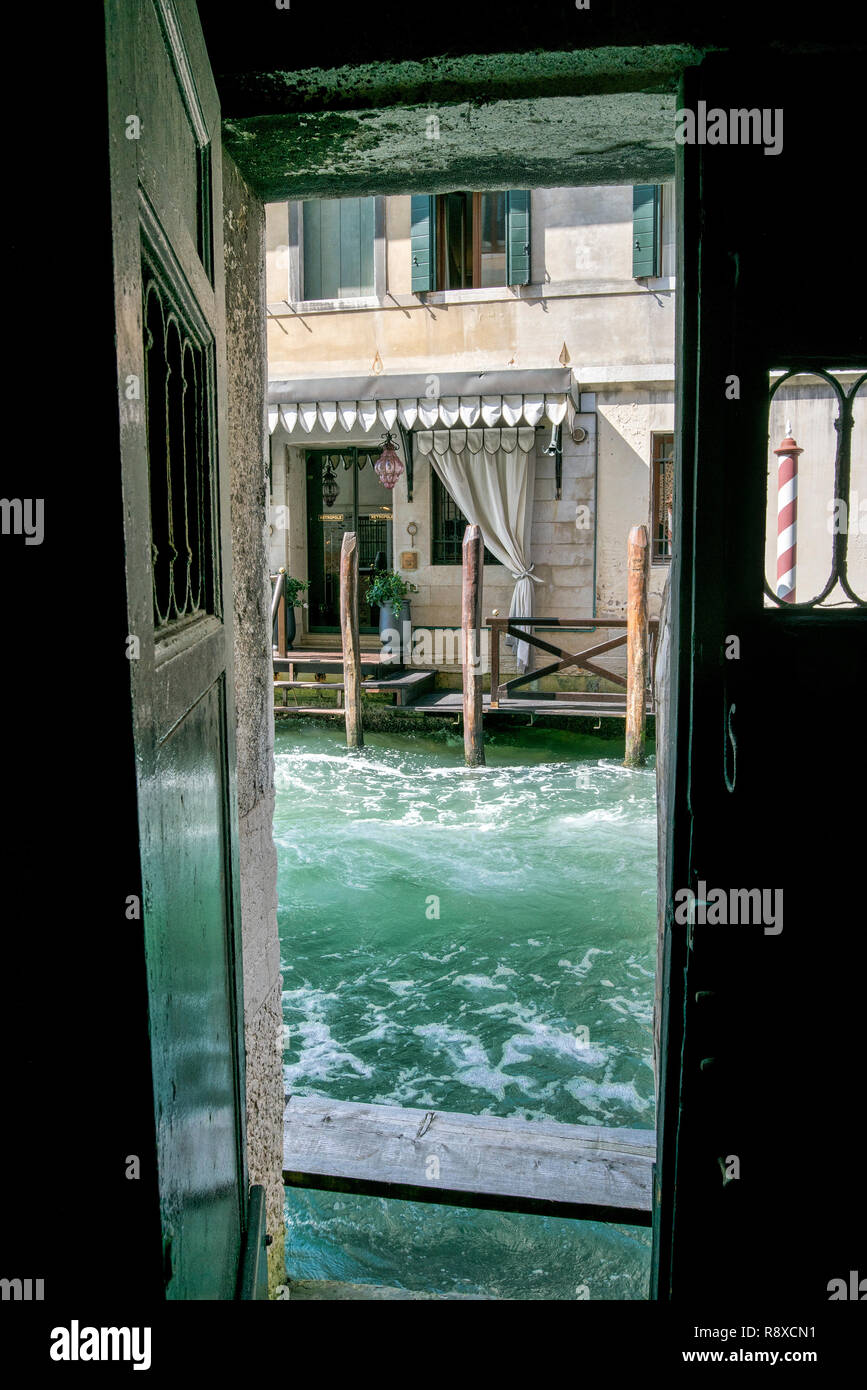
411 191 531 291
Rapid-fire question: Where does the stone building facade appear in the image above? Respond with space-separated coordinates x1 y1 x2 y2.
265 185 677 676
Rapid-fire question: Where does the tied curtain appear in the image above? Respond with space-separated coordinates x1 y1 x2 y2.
429 444 539 670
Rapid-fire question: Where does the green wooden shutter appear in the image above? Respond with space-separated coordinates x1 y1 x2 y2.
303 198 376 299
506 190 531 285
357 196 375 297
632 185 660 278
302 199 323 300
411 195 436 292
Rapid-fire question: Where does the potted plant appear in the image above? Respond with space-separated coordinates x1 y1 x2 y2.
275 572 309 650
366 569 418 665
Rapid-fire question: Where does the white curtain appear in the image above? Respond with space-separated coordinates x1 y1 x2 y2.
429 446 540 670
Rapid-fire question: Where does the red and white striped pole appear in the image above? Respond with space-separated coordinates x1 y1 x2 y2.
773 420 802 603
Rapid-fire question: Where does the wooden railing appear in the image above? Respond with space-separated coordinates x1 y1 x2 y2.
487 616 659 710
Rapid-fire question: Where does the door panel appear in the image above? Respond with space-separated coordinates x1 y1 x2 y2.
654 52 867 1300
143 681 242 1300
106 0 247 1299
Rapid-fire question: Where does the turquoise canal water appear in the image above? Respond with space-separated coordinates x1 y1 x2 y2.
275 721 657 1299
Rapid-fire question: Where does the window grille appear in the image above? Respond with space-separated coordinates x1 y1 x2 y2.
651 432 675 563
142 258 217 630
764 367 866 609
431 470 497 565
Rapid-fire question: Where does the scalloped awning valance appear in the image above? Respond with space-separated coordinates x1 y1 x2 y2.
267 368 578 438
268 393 570 437
415 426 538 455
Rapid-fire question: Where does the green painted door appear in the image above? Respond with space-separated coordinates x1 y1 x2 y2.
105 0 247 1298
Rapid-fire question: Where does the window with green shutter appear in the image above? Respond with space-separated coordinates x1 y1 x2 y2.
411 195 436 293
302 197 376 300
413 191 531 291
632 185 661 278
505 189 531 286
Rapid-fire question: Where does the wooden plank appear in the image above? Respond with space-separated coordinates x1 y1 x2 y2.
284 1096 654 1225
274 681 344 690
274 706 346 717
283 1280 491 1301
486 618 660 631
273 672 435 694
410 691 651 712
273 654 398 674
340 533 363 748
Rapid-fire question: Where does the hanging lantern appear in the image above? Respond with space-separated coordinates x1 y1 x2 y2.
373 430 404 490
322 458 339 508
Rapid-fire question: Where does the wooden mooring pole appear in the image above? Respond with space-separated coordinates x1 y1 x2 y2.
340 532 364 748
624 524 649 768
462 524 485 767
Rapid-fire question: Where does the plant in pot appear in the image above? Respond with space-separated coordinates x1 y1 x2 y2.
366 569 418 666
274 572 309 651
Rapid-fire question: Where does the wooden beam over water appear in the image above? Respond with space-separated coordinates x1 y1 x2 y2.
283 1095 654 1225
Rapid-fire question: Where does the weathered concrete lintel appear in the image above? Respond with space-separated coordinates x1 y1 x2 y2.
225 92 678 200
219 44 711 117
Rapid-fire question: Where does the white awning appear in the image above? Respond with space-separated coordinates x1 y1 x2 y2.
267 368 578 437
268 392 570 436
415 427 538 455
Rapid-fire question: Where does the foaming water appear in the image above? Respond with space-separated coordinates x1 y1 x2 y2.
275 721 657 1299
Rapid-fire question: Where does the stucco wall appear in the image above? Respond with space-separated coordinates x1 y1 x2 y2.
223 149 285 1293
596 387 674 620
265 185 674 381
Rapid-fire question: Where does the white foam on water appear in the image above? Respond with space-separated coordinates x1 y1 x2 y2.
453 974 509 992
563 1075 653 1119
283 1019 373 1085
557 946 611 978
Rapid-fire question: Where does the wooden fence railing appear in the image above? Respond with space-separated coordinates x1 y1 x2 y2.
487 616 659 710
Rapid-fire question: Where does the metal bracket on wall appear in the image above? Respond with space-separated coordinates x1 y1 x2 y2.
396 420 414 502
542 422 563 498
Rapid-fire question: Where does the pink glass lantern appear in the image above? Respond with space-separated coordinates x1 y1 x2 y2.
373 431 404 490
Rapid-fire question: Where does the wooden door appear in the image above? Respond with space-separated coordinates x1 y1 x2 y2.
654 51 867 1299
105 0 247 1299
306 449 392 631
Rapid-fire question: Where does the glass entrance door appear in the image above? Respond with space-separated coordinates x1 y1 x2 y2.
306 449 394 632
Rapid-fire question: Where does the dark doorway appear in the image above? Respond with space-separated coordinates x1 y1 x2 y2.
305 448 394 632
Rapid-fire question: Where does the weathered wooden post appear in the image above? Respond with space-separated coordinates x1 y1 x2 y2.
462 524 485 767
624 524 649 768
340 532 364 748
276 566 287 657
